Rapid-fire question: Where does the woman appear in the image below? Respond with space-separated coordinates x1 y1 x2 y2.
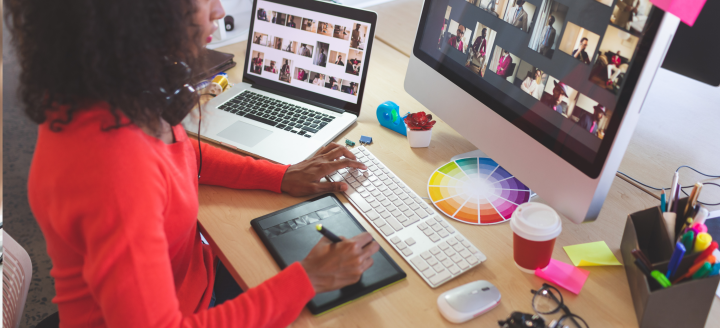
465 28 487 70
579 104 606 136
280 60 291 81
8 0 379 327
351 24 362 48
521 68 543 99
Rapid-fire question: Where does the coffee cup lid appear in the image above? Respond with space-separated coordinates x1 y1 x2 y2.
510 202 562 242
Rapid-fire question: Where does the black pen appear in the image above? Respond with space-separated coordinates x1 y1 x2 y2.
316 224 342 243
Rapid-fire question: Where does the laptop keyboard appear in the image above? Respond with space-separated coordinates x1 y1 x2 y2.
218 91 336 138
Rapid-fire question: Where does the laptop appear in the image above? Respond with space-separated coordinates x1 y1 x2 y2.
183 0 377 165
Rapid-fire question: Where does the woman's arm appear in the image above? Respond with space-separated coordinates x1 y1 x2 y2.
190 138 289 192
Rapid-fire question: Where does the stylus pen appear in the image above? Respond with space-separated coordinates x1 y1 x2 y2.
316 224 342 243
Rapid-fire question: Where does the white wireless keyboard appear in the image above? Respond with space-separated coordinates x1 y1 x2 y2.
327 146 487 288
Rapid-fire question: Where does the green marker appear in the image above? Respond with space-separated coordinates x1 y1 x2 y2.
651 270 671 288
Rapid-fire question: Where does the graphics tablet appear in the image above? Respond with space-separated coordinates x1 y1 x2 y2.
250 193 406 315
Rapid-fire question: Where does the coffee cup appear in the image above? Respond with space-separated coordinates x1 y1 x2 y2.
510 202 562 273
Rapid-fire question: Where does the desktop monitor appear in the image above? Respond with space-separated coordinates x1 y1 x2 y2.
404 0 680 223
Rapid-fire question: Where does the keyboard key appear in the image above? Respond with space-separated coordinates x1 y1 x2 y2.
403 209 415 217
447 238 458 246
245 113 277 126
421 251 432 260
398 204 409 211
438 229 449 238
432 263 444 272
423 229 434 236
380 211 391 219
405 237 416 246
402 248 413 257
422 267 436 279
401 218 417 227
429 233 440 242
446 226 456 234
441 258 454 268
380 200 391 207
392 200 404 207
467 255 479 265
451 254 463 263
398 193 410 200
409 203 420 210
457 259 470 270
347 188 372 212
435 252 447 262
468 246 479 254
434 216 443 223
438 241 450 250
448 264 461 275
366 210 379 220
453 243 465 252
379 225 394 236
390 236 401 244
440 221 449 228
430 270 452 286
426 256 438 266
350 181 361 189
459 249 472 259
444 249 457 257
386 217 403 231
432 224 444 232
406 214 420 224
412 256 429 271
418 223 428 230
373 218 386 227
397 242 407 250
391 209 402 217
369 201 381 208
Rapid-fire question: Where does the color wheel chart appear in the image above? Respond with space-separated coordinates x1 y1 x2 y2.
428 157 531 225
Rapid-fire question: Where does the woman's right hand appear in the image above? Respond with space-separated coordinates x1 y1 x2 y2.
300 232 380 294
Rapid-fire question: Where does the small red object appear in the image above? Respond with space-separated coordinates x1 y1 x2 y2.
694 241 718 265
404 111 437 131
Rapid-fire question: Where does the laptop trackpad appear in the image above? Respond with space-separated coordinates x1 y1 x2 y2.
217 121 273 148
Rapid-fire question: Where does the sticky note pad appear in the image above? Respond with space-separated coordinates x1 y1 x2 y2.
563 241 622 267
535 259 590 295
650 0 707 26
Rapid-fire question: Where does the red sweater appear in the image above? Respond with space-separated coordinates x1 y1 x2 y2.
28 105 316 327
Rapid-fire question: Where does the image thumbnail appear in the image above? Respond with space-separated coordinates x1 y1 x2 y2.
445 19 472 53
329 50 347 66
558 22 600 64
611 0 653 35
253 32 268 46
488 46 520 82
295 67 309 82
503 0 536 32
341 80 359 96
276 13 287 26
570 94 608 138
594 0 612 6
302 18 317 33
528 0 569 59
309 72 325 87
317 22 333 37
250 51 264 74
281 39 297 53
257 8 269 22
273 37 283 50
514 61 546 100
333 25 351 41
313 42 329 67
540 79 577 117
264 60 278 74
298 43 314 58
588 25 640 93
286 15 301 28
346 49 363 76
279 59 293 83
324 76 341 90
473 0 510 20
439 6 452 49
465 22 497 77
350 23 369 50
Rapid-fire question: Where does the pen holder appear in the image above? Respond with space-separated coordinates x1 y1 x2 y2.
620 198 720 328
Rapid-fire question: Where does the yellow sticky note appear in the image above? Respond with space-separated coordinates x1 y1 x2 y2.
563 241 622 267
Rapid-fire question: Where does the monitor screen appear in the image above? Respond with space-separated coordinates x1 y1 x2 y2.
247 0 372 105
413 0 663 177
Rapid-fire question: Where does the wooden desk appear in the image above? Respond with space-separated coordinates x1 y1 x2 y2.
199 31 719 326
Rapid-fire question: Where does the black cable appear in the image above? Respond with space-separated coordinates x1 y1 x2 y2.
617 166 720 206
195 93 217 179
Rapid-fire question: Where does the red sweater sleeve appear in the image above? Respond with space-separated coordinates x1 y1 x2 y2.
75 149 314 328
189 138 290 193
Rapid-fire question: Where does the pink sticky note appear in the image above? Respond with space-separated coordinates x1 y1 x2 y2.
534 259 590 295
651 0 707 26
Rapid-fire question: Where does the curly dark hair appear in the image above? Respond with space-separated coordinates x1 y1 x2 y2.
6 0 205 133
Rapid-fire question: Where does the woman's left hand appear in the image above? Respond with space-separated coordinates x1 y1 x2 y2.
281 143 367 197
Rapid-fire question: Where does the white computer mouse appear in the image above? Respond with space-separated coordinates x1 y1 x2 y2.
437 280 501 324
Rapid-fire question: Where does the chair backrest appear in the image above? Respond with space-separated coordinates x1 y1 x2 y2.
3 231 33 328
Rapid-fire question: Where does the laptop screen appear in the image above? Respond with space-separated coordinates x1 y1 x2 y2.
247 0 373 105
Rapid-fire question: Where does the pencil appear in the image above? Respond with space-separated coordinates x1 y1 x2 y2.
316 224 342 243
